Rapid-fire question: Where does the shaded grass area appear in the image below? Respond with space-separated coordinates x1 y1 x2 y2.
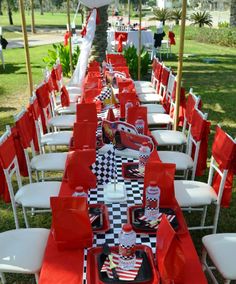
0 29 236 283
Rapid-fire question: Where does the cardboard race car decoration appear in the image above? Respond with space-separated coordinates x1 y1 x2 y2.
102 120 154 151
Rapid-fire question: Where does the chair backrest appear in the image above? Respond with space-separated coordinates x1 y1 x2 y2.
0 128 22 228
209 125 236 204
14 109 36 183
160 66 170 89
154 61 163 92
29 95 45 154
187 108 208 180
54 60 63 89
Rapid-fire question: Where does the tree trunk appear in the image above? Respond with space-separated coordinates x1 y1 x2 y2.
0 0 3 15
7 0 13 25
39 0 44 15
230 0 236 27
90 6 108 62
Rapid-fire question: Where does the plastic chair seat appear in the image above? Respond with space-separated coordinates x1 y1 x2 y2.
158 151 194 170
134 81 152 88
54 103 77 114
136 86 156 94
174 180 217 207
0 228 49 274
151 130 186 146
147 113 173 125
146 104 166 114
41 131 72 146
48 115 76 128
202 234 236 280
138 93 162 103
15 181 61 208
30 152 68 171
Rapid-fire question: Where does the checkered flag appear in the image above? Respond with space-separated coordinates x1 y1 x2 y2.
95 86 112 102
91 145 116 185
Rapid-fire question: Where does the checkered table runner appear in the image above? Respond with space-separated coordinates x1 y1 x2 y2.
83 155 157 283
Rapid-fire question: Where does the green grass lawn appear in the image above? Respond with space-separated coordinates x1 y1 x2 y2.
0 26 236 283
1 11 82 39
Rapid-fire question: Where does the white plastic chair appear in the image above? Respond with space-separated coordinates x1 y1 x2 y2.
151 90 201 147
202 233 236 284
14 109 68 182
175 125 236 232
30 95 72 153
0 128 60 228
0 228 49 284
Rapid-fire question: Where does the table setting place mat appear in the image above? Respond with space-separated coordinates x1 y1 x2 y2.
138 213 175 230
101 252 143 281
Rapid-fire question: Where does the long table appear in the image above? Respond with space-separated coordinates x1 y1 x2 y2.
39 155 207 284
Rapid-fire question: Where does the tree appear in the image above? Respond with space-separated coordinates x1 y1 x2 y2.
230 0 236 27
171 8 182 25
152 8 171 26
190 11 213 27
39 0 43 15
0 0 3 15
6 0 13 25
90 5 108 61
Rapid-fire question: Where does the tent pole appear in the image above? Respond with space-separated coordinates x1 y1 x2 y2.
128 0 130 25
67 0 73 75
174 0 187 130
30 0 36 34
138 0 141 80
19 0 33 97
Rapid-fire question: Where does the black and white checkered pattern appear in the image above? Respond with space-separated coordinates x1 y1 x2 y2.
91 146 116 185
95 87 112 102
83 155 157 283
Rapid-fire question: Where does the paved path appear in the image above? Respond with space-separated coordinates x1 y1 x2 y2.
7 32 64 49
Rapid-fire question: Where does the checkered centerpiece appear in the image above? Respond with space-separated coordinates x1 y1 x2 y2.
91 146 116 185
95 87 112 102
83 155 157 284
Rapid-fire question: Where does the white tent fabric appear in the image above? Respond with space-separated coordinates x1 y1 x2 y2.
80 0 112 8
68 9 97 87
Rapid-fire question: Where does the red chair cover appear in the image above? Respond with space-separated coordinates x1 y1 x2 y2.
73 122 97 150
64 31 71 46
50 69 59 92
0 134 17 203
76 103 97 123
64 149 96 190
190 109 211 177
50 196 93 250
160 67 170 88
156 215 185 284
47 75 56 93
143 162 176 207
185 92 202 125
15 111 34 149
154 62 163 93
212 126 236 207
114 32 128 52
168 31 176 45
54 63 63 82
60 85 70 107
126 106 148 135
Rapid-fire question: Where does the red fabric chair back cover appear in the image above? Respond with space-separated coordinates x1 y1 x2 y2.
64 149 96 190
0 134 16 169
156 215 185 283
60 85 70 107
15 111 35 149
73 122 97 150
76 103 97 123
212 126 236 207
160 67 170 87
54 63 63 82
126 106 148 135
143 162 176 207
50 196 93 250
119 92 139 119
47 75 56 93
168 31 176 45
50 69 59 92
190 109 211 177
114 32 128 52
185 93 202 125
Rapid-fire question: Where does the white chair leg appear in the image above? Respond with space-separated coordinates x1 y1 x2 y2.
22 206 29 228
213 204 221 234
12 201 19 229
201 205 208 227
0 272 6 284
201 247 219 284
35 272 39 284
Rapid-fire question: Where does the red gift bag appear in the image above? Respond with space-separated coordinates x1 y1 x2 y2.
126 106 148 135
156 215 185 284
143 162 176 207
76 103 97 123
73 122 97 150
50 196 93 250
